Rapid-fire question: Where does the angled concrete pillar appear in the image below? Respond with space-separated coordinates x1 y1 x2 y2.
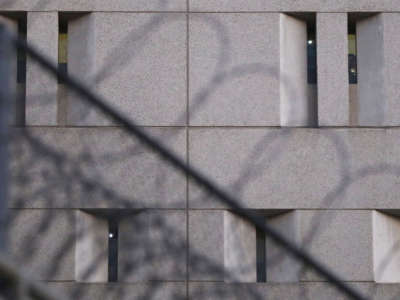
357 14 385 126
280 14 317 127
26 12 58 125
266 211 301 282
224 211 256 282
317 13 349 126
75 211 108 282
373 211 400 283
66 13 96 125
0 15 18 126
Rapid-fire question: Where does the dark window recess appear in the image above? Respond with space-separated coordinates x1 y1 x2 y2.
348 34 357 84
256 227 266 282
348 18 358 84
58 18 68 84
307 22 317 84
16 14 27 126
108 219 118 282
17 18 26 84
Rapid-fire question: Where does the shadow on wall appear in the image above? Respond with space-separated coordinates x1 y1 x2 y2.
5 4 400 300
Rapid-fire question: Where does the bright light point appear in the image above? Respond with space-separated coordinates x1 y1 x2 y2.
308 40 313 45
109 233 114 238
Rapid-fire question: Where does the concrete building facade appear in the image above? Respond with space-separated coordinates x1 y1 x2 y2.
2 0 400 299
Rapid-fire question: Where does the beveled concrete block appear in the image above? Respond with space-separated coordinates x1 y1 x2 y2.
189 13 280 126
224 211 256 282
75 210 108 282
26 12 58 125
298 210 373 281
357 13 400 126
317 13 349 126
357 14 385 126
373 211 400 283
266 211 301 282
189 128 400 209
66 13 96 126
280 13 317 126
10 127 186 208
118 210 186 281
189 210 224 281
7 209 75 280
69 13 186 126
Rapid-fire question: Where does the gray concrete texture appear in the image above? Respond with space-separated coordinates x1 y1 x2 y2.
66 12 187 126
189 210 372 282
280 14 316 127
189 13 280 126
75 210 108 282
26 12 58 126
46 282 186 300
189 1 400 12
0 0 187 11
7 209 75 280
118 210 186 281
189 128 400 209
189 282 400 300
317 13 349 126
357 13 400 126
9 127 186 208
3 0 400 12
0 15 18 125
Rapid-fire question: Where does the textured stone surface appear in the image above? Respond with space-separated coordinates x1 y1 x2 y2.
189 128 400 209
189 211 224 281
70 13 187 126
317 13 349 126
280 14 316 126
10 127 186 208
373 211 400 283
224 211 256 282
0 0 186 11
46 282 186 300
75 210 108 282
7 209 75 280
266 211 301 282
189 13 280 126
357 13 385 126
26 12 58 125
189 282 374 300
118 210 186 281
0 14 18 125
189 1 400 12
298 210 373 281
66 13 96 126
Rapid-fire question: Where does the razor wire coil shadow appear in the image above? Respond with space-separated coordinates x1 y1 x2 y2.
0 22 371 300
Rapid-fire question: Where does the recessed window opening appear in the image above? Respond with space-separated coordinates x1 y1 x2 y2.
108 218 118 282
256 226 266 282
58 16 68 84
16 14 27 126
307 20 317 85
58 13 69 125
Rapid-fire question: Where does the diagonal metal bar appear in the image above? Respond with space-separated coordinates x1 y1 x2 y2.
1 25 369 300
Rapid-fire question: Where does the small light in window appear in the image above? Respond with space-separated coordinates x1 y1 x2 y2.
109 233 114 239
350 68 356 73
308 40 314 45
